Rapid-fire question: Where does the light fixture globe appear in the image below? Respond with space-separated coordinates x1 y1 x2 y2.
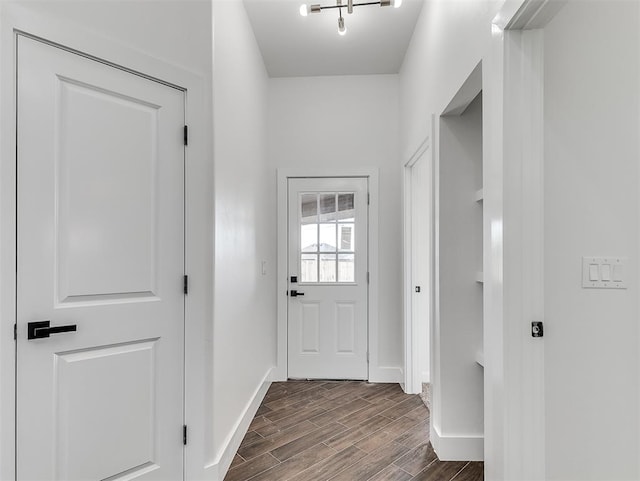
299 4 309 16
338 16 347 35
392 0 402 8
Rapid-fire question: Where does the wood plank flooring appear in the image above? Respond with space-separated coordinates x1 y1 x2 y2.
224 381 483 481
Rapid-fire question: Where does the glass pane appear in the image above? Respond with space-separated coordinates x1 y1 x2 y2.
319 254 337 282
319 223 337 252
338 193 355 221
301 224 318 252
338 223 354 251
301 254 318 282
338 254 355 282
338 193 354 211
301 194 317 224
319 193 337 221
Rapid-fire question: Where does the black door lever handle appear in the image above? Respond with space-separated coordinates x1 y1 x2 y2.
28 320 77 340
290 290 305 297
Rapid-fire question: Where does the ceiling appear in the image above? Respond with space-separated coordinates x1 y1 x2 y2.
243 0 424 78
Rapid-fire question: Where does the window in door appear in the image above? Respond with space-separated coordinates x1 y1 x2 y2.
300 192 356 283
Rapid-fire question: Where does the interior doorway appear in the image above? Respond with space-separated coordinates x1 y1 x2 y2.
432 62 484 461
403 140 432 396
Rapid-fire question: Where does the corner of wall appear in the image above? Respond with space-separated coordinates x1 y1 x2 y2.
207 368 273 480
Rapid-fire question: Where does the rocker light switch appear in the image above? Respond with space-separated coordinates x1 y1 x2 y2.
582 257 627 289
588 264 599 281
613 264 623 282
600 264 611 281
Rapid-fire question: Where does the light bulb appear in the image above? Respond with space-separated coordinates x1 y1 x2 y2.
299 4 309 16
338 16 347 35
393 0 402 7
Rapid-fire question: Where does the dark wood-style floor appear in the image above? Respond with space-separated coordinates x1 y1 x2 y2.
224 381 483 481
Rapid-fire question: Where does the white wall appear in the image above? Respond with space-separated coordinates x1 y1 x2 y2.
402 1 640 480
210 0 276 475
3 0 212 74
399 0 502 474
543 2 639 479
268 74 402 380
399 0 500 160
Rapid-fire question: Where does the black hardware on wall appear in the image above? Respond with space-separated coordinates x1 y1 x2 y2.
531 321 544 338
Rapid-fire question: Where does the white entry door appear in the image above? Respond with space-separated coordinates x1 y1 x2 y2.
287 177 368 380
16 36 185 480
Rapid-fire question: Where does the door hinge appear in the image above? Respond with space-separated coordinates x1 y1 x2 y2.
183 125 188 146
183 275 189 295
366 352 369 363
366 272 370 284
183 425 188 445
13 323 17 340
367 193 370 205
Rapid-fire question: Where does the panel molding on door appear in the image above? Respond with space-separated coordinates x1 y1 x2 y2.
55 339 159 480
55 76 160 305
16 35 185 481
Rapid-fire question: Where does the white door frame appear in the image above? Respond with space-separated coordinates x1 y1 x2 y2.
0 7 212 480
402 137 432 394
275 168 380 382
484 1 565 479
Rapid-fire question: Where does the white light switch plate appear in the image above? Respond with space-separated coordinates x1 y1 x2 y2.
582 257 627 289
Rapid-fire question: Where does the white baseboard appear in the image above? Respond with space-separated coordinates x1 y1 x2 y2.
421 370 430 383
369 366 403 383
430 423 483 461
270 365 287 382
206 369 273 479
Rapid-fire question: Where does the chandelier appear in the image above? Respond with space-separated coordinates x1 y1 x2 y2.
299 0 402 36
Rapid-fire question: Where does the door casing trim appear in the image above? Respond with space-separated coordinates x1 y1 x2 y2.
274 168 380 382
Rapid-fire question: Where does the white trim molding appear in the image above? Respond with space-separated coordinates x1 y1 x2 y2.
430 424 484 462
500 26 546 481
372 367 403 384
275 167 381 382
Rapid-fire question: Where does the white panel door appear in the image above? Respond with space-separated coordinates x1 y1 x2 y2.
287 177 368 380
16 36 185 481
